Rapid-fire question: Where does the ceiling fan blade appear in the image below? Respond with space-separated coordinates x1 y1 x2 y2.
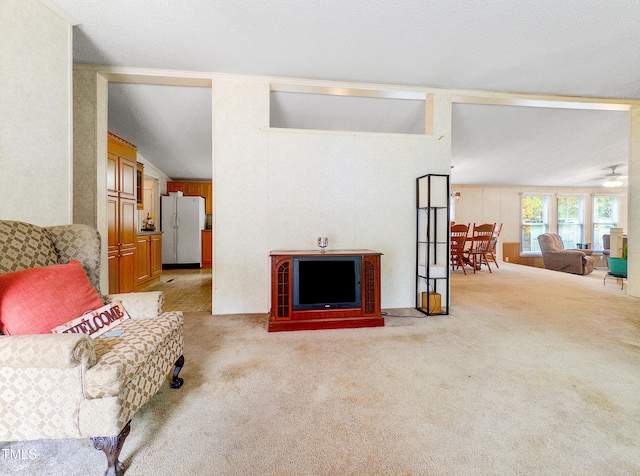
606 174 628 179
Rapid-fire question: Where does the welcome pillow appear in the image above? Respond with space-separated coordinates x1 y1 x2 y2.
0 260 104 336
52 301 130 338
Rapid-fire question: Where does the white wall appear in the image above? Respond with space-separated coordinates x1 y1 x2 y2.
452 184 629 257
0 0 73 225
212 77 450 313
628 106 640 296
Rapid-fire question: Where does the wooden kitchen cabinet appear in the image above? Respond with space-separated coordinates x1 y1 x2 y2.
136 236 150 284
167 181 212 214
202 230 212 268
135 232 162 290
166 182 185 194
107 195 119 294
108 132 138 294
136 162 144 210
107 154 118 195
185 182 203 196
151 234 162 278
107 154 136 200
119 158 136 201
107 134 136 199
203 182 212 214
108 197 136 293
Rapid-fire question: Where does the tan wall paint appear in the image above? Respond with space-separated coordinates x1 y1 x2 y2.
73 67 99 227
0 0 72 225
73 68 109 290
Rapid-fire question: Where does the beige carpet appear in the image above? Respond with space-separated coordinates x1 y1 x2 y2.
3 263 640 475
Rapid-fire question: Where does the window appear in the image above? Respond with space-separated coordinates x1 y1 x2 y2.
557 196 583 249
521 195 549 253
592 195 618 250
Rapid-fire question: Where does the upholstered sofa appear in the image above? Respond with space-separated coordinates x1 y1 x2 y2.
0 220 184 475
537 233 595 275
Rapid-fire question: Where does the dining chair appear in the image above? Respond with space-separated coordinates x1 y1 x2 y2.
464 223 496 273
485 223 502 268
450 223 470 274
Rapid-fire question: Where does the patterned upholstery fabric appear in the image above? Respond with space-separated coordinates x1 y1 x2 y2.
0 319 183 441
105 291 164 319
45 224 102 295
86 312 183 398
0 221 102 295
80 320 183 437
0 221 58 274
0 220 184 443
0 334 96 440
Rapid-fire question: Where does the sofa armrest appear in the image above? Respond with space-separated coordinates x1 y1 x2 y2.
0 334 97 441
105 291 164 318
543 250 587 274
567 248 593 256
558 250 587 256
0 334 96 369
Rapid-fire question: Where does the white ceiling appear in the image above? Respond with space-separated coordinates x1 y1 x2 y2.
51 0 640 185
107 83 212 180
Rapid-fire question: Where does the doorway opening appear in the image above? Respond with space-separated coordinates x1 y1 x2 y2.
102 73 214 311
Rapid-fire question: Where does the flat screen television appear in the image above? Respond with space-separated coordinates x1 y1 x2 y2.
292 256 362 310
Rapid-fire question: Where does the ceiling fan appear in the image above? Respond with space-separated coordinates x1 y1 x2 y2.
603 165 627 188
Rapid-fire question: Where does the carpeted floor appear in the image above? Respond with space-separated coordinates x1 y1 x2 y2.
2 263 640 475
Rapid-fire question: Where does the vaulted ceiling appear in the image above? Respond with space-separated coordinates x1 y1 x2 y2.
51 0 640 185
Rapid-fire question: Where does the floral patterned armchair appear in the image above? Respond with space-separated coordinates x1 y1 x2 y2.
0 220 184 476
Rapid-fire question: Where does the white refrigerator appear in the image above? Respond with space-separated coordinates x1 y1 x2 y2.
161 193 205 267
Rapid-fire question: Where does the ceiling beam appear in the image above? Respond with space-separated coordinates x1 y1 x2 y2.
77 65 640 112
452 93 631 112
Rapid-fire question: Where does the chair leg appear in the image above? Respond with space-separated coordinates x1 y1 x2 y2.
171 354 185 389
484 255 492 273
451 256 466 274
92 421 131 476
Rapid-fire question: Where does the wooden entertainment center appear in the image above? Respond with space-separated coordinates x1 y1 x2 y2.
269 250 384 332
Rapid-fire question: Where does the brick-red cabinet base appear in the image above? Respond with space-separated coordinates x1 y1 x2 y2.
268 250 384 332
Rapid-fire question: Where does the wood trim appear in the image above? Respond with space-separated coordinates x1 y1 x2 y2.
108 132 137 162
108 131 137 149
268 317 384 332
502 242 545 269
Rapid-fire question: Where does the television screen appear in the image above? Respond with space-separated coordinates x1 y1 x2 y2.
292 256 362 310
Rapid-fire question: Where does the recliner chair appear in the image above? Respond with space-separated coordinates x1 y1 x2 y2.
537 233 595 275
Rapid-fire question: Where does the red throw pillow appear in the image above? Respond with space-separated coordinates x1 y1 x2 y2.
0 260 104 335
